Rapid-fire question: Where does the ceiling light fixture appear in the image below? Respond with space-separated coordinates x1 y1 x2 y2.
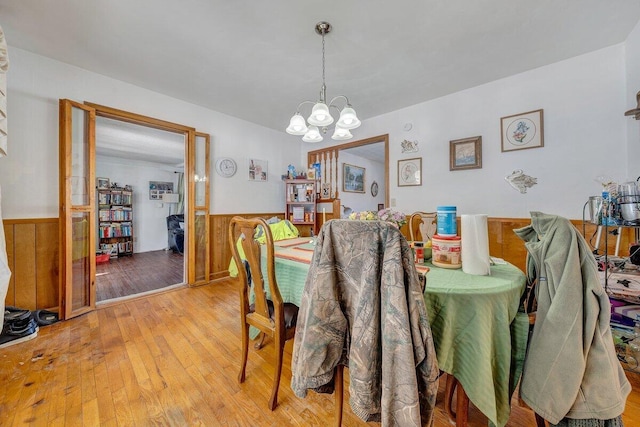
286 21 361 143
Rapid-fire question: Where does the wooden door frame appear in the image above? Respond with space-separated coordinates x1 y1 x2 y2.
84 103 210 286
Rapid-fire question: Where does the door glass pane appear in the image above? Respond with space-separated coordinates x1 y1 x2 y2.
71 211 91 311
195 134 206 207
194 210 206 281
71 106 89 206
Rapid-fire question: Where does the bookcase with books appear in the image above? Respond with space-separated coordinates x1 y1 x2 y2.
285 179 317 236
97 185 133 258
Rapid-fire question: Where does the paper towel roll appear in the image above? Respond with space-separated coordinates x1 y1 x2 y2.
461 214 491 275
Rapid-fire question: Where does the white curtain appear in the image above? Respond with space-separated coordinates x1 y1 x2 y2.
0 25 9 326
176 172 185 215
0 187 10 327
0 24 8 157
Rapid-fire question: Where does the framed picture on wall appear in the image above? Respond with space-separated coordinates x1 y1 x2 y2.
398 158 422 186
149 181 174 200
450 136 482 171
248 158 268 181
97 177 110 190
500 109 544 152
343 163 365 193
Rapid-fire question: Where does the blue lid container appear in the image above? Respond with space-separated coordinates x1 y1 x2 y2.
436 206 457 237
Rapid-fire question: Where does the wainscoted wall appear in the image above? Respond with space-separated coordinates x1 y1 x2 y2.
3 218 59 311
4 216 636 311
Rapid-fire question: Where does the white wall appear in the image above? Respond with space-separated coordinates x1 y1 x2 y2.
0 47 301 219
625 20 640 180
305 44 630 220
96 156 178 253
2 43 638 223
339 151 385 214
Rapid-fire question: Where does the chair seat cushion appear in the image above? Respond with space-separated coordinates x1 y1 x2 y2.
249 300 299 329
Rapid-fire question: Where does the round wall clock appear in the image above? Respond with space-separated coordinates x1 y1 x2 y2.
215 157 237 178
371 181 379 197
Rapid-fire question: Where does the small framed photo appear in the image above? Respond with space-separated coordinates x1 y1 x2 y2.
97 177 110 190
501 109 544 152
450 136 482 171
149 181 174 200
343 163 365 193
249 158 268 181
377 203 385 211
307 168 316 180
398 158 422 186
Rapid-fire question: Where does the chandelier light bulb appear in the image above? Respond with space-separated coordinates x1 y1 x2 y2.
336 106 361 130
331 125 352 141
307 102 333 126
286 113 308 135
302 125 323 143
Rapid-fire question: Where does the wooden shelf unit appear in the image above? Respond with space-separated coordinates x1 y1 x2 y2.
285 179 317 236
97 186 133 258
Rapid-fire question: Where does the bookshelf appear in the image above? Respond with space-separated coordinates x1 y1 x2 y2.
97 186 133 258
285 179 317 236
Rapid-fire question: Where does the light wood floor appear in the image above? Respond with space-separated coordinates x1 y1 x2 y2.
96 250 184 302
1 279 639 426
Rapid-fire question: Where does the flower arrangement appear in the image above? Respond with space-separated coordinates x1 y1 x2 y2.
348 210 378 221
377 208 407 228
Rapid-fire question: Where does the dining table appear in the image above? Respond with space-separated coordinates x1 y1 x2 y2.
230 236 527 427
421 260 528 427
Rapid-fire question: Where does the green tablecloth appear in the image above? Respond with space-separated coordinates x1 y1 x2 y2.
422 261 528 427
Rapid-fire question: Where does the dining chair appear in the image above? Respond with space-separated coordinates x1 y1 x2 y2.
228 216 299 410
409 211 437 241
291 219 439 426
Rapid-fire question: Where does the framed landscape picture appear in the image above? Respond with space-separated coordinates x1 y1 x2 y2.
450 136 482 171
342 163 365 193
501 109 544 152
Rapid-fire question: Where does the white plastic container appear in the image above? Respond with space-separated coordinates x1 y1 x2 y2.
432 234 462 269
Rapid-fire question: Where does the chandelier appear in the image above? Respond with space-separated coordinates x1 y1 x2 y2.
286 21 361 143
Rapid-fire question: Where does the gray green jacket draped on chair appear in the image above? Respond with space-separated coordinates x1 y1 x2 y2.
515 212 630 425
291 220 439 426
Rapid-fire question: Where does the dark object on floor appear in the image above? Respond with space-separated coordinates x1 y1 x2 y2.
167 214 184 253
35 309 59 326
0 307 39 349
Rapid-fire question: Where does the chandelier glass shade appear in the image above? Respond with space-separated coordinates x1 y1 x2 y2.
286 22 361 143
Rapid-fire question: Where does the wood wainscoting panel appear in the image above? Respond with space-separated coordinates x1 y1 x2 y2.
4 215 636 309
209 213 284 282
3 218 59 311
13 223 37 310
35 221 60 309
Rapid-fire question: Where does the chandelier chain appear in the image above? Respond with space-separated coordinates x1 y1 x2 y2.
321 31 326 93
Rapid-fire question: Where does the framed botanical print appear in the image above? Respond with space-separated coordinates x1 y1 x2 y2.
501 109 544 152
398 158 422 186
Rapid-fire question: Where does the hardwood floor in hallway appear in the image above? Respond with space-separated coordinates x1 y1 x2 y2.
96 250 184 302
1 279 639 426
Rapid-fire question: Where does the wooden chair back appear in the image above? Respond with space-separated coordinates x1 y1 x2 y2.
228 216 296 410
409 211 437 241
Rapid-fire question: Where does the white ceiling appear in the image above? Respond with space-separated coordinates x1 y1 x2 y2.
2 0 640 162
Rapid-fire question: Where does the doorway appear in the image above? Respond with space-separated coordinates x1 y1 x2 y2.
95 116 186 302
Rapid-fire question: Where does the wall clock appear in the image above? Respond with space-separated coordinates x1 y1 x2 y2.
371 181 379 197
215 157 237 178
